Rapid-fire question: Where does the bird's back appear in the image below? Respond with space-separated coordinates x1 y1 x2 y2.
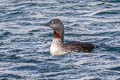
64 41 94 52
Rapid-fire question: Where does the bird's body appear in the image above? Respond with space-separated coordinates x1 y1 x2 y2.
41 18 94 56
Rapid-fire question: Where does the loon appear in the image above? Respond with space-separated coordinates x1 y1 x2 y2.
41 18 94 56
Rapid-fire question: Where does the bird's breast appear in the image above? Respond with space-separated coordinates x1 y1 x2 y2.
50 39 66 56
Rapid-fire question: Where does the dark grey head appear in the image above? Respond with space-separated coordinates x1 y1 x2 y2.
41 18 64 41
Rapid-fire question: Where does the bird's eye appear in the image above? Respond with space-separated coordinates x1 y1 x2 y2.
52 21 56 24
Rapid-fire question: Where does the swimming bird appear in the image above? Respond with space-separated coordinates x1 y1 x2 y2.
41 18 94 56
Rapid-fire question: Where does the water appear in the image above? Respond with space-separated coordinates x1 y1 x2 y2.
0 0 120 80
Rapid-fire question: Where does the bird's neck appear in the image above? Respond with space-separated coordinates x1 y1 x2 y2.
53 31 60 38
53 31 64 42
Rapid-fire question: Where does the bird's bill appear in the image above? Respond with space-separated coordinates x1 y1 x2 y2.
40 22 49 26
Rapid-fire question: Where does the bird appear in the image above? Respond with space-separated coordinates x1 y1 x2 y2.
41 18 94 56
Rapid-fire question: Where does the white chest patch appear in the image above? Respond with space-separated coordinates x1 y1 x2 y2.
50 38 66 56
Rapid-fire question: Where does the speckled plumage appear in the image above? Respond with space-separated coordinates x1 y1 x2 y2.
50 38 66 56
50 38 94 56
41 18 94 56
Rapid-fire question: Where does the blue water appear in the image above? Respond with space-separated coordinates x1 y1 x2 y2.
0 0 120 80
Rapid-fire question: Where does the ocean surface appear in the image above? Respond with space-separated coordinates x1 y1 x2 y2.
0 0 120 80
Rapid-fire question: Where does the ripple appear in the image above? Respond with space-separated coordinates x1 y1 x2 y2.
23 59 43 63
38 62 73 73
0 74 23 79
84 8 120 16
95 10 120 15
116 78 120 80
7 55 21 60
80 77 102 80
12 65 39 71
109 66 120 71
0 31 12 40
104 46 120 52
97 70 120 79
1 31 12 36
98 54 118 60
0 42 5 46
8 49 23 53
105 0 120 3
